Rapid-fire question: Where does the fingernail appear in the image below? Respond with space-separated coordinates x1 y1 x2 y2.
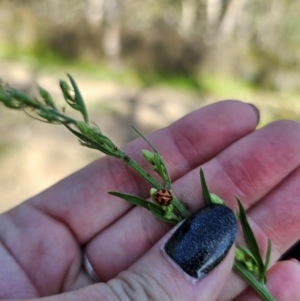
289 258 300 266
164 204 237 280
247 103 260 124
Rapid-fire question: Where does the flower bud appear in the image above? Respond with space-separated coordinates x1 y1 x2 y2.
142 149 155 164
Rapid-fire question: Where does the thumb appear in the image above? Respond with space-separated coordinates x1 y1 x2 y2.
120 204 237 301
26 204 237 301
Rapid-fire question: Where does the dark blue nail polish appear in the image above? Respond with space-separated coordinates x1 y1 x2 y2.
164 204 237 279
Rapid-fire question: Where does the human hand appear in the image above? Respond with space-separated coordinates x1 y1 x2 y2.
0 100 300 301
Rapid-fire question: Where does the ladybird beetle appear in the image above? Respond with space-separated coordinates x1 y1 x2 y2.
154 189 173 206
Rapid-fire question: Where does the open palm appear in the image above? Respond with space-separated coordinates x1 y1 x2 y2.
1 100 300 301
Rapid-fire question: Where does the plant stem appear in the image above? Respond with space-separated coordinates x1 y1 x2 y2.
123 155 190 218
49 109 78 124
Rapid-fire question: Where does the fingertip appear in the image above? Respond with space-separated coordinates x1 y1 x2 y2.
126 205 237 301
216 99 260 126
287 258 300 267
264 260 300 300
246 102 260 124
163 204 237 280
235 259 300 301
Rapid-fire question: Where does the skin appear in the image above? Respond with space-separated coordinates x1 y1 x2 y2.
0 100 300 301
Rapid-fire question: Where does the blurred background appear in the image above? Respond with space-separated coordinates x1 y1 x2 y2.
0 0 300 212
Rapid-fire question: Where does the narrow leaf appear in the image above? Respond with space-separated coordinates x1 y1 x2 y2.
209 193 225 205
109 191 152 209
67 74 89 124
109 191 164 212
235 207 240 220
265 238 272 270
63 123 118 157
262 238 272 284
200 168 213 205
236 197 265 278
131 125 158 152
109 192 179 224
63 123 93 141
133 126 171 188
238 246 258 265
234 261 277 301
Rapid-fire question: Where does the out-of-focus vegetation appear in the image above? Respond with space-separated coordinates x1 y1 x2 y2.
1 0 300 92
0 0 300 212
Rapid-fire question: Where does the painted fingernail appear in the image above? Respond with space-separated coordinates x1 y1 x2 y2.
247 103 260 124
164 204 237 280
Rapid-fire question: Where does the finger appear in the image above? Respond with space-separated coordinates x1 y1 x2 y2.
86 120 300 281
24 204 237 301
176 121 300 300
27 100 258 243
232 260 300 301
247 166 300 259
190 120 300 212
109 205 237 301
0 204 81 296
219 164 300 300
0 240 39 299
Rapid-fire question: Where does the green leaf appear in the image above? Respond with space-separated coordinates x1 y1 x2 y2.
132 125 158 152
265 238 272 269
59 80 76 107
109 191 163 212
238 246 258 265
234 261 277 301
200 168 213 205
109 191 179 224
209 193 225 205
131 126 190 218
236 196 265 281
39 87 56 109
133 126 171 189
67 74 89 124
262 238 272 284
63 123 98 145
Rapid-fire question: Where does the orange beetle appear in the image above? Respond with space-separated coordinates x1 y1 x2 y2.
154 189 173 206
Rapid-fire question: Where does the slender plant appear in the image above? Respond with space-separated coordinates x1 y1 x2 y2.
0 75 276 301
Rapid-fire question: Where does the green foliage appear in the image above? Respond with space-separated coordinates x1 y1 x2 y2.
199 75 257 98
200 168 213 205
236 197 272 284
109 191 180 223
1 0 300 92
